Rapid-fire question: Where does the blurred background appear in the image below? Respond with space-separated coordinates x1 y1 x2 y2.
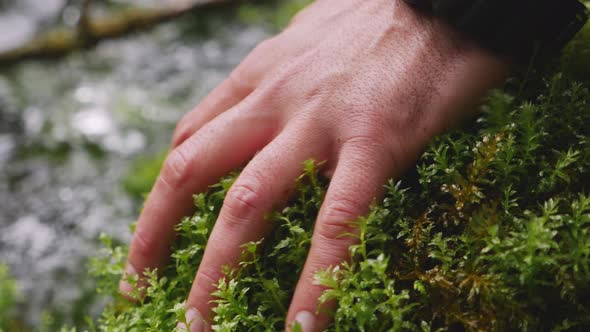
0 0 306 330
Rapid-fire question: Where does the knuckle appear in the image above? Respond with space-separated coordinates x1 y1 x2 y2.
339 131 392 161
316 218 356 243
342 133 381 147
226 67 256 96
171 120 191 148
195 266 222 290
317 197 364 241
223 181 264 223
346 113 389 137
252 49 318 106
264 75 290 98
257 64 302 103
287 10 307 27
251 36 277 55
233 37 277 84
322 199 361 224
159 147 190 190
132 227 158 263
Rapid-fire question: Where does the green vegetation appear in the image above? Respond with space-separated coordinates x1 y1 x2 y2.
0 265 18 332
238 0 312 31
88 21 590 330
122 152 167 200
561 22 590 84
3 1 588 331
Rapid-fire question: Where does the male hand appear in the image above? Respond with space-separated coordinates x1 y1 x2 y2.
121 0 508 330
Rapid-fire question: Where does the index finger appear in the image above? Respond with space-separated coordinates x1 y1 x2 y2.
120 109 276 297
178 125 329 331
287 143 396 331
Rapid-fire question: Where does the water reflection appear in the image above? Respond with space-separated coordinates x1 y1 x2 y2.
0 1 270 327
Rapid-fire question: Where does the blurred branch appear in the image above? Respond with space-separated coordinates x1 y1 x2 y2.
78 0 94 39
0 0 235 65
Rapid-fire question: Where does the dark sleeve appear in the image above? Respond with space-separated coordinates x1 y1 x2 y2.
404 0 589 63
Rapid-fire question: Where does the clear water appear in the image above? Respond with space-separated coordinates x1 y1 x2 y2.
0 1 269 327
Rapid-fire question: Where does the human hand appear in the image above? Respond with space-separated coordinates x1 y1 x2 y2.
120 0 509 330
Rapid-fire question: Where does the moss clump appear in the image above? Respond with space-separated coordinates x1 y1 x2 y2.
92 54 590 332
89 22 590 332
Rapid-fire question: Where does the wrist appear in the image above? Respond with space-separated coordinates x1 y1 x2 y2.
402 0 589 64
395 0 512 66
300 0 510 142
382 0 511 136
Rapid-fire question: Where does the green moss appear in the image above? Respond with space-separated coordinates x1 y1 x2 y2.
86 11 590 332
561 22 590 84
122 152 166 200
90 73 590 331
238 0 313 31
0 265 19 332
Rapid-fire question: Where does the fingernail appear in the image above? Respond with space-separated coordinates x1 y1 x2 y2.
118 263 137 295
294 311 316 332
176 308 205 332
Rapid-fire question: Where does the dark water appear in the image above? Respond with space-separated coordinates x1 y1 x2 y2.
0 1 269 327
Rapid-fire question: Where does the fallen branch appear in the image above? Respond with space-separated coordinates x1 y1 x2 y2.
0 0 235 65
78 0 94 39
